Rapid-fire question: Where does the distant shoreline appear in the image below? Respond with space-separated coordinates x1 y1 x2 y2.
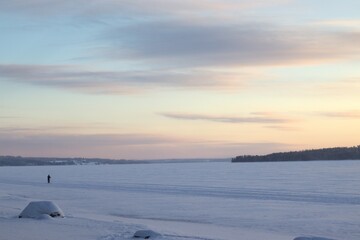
232 145 360 163
0 156 229 167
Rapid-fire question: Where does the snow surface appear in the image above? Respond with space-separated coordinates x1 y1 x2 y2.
0 161 359 240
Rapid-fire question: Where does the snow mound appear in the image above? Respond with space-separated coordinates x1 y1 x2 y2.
294 236 336 240
19 201 64 219
133 230 161 239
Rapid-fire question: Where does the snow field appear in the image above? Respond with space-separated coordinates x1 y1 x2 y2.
0 161 359 239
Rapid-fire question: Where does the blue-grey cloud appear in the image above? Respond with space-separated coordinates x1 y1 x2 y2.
0 0 290 18
3 1 358 69
159 112 291 124
0 132 180 148
2 1 359 96
101 20 360 68
0 64 246 94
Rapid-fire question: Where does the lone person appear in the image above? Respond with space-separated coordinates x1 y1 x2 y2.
47 174 51 184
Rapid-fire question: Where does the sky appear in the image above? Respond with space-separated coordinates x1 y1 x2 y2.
0 0 359 160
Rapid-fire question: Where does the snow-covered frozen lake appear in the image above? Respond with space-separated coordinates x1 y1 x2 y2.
0 160 359 240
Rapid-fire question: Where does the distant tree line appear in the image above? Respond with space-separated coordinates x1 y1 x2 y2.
232 145 360 163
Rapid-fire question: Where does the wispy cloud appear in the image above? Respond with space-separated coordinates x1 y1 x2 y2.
101 20 360 68
265 125 299 131
3 1 358 69
0 64 247 94
0 123 114 134
0 132 180 149
159 112 292 124
0 0 292 18
317 111 360 119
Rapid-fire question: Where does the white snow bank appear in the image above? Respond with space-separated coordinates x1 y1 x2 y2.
19 201 64 219
294 236 336 240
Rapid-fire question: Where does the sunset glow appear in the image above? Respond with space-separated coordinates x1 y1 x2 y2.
1 0 359 159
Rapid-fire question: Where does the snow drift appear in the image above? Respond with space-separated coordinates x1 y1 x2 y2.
19 201 64 219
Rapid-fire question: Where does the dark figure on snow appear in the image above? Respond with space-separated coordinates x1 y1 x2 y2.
47 174 51 184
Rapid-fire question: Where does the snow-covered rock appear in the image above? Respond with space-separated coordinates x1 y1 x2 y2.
133 230 161 239
19 201 64 219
